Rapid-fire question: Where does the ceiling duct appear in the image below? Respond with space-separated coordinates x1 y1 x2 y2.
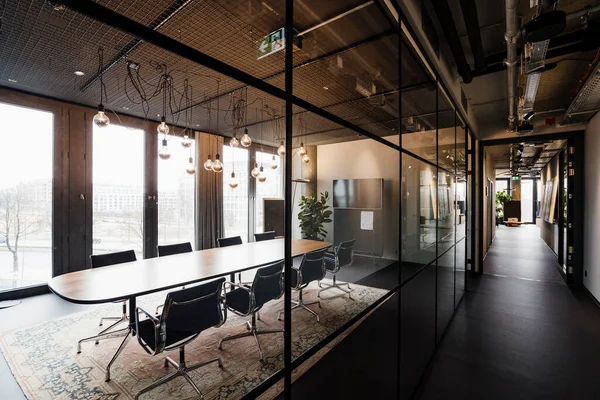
562 58 600 124
459 0 486 72
505 0 519 131
431 0 473 83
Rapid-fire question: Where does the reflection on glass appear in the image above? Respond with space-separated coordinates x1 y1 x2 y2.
93 124 145 258
255 151 282 234
223 146 249 242
0 103 53 291
158 136 195 246
437 171 455 254
437 246 455 342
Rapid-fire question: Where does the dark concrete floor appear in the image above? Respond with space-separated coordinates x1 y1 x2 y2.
415 225 600 399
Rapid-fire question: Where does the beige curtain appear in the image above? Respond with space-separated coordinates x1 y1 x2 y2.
196 132 224 249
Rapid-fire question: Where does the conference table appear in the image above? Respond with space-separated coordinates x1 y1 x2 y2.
48 238 331 381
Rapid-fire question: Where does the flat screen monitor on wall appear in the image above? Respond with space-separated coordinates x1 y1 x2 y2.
333 178 383 209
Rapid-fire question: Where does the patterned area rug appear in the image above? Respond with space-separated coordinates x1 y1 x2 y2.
0 281 388 399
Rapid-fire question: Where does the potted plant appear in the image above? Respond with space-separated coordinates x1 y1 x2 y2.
495 191 511 226
298 191 333 241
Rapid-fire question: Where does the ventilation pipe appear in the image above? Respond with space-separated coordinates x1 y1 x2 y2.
431 1 473 83
505 0 520 131
459 0 486 72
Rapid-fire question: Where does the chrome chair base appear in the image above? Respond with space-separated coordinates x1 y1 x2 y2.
219 314 282 361
318 276 353 299
77 326 132 382
277 290 321 322
135 347 222 400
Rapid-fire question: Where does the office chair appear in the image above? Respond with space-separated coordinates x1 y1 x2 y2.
219 260 284 361
157 242 193 257
254 231 276 242
278 249 327 322
218 236 247 283
318 239 356 298
217 236 243 247
77 250 137 351
134 278 226 399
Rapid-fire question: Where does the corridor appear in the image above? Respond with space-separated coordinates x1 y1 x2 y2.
415 225 600 399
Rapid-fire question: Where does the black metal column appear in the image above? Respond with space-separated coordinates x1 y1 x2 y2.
284 0 294 398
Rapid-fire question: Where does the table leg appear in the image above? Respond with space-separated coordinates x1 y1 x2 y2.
128 296 137 336
230 273 235 291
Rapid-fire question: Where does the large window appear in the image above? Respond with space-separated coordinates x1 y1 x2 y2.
255 150 282 234
93 124 145 258
158 136 195 246
223 146 249 242
0 103 53 291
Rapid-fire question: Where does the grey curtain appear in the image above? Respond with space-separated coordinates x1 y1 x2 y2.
196 132 224 250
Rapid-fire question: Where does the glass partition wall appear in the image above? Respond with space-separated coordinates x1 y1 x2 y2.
0 0 471 399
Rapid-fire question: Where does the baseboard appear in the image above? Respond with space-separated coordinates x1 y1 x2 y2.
0 284 50 301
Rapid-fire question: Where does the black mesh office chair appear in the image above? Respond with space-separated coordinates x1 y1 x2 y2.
254 231 276 242
219 260 284 360
218 236 246 283
318 240 355 298
134 278 226 399
217 236 243 247
77 250 137 352
278 249 326 322
157 242 193 257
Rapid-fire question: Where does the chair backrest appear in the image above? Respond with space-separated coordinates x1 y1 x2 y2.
217 236 243 247
160 277 226 338
157 242 193 257
90 250 137 268
336 239 356 268
254 231 276 242
298 249 327 286
251 260 284 310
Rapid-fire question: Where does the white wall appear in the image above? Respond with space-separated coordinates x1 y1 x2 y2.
584 113 600 299
317 137 399 260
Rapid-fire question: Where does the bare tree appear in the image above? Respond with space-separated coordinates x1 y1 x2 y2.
0 186 44 273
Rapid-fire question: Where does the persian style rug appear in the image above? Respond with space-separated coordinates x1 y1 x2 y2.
0 281 388 400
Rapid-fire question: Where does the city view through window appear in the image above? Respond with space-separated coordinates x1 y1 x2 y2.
0 103 53 291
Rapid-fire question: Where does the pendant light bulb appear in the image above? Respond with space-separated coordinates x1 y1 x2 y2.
203 155 213 171
158 139 171 160
93 104 110 128
185 157 195 175
270 155 278 169
277 141 285 157
230 134 240 148
157 116 170 135
258 166 267 183
299 143 307 156
229 172 238 189
181 134 192 148
251 162 260 178
212 154 223 173
240 128 252 147
302 153 310 163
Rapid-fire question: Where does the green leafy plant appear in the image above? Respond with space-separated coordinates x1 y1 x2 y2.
495 190 512 218
298 191 332 241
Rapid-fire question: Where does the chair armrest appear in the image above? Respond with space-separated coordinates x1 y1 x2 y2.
135 307 160 355
224 281 252 293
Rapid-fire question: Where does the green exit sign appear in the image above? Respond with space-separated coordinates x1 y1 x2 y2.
512 175 520 180
257 28 285 60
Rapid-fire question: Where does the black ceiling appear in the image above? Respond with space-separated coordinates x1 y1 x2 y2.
0 0 456 147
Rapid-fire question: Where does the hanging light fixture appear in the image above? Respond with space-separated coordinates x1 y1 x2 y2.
270 155 278 169
230 133 240 147
229 172 238 188
186 156 195 174
157 116 170 135
251 161 260 178
203 155 213 171
212 153 223 173
298 142 307 156
240 128 252 147
302 153 310 163
158 139 171 160
277 141 285 157
258 166 267 182
93 47 110 128
181 134 192 148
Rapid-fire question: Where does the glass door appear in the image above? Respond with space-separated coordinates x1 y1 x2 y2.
0 103 53 292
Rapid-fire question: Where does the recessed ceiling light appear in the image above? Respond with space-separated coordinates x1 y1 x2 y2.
74 71 85 76
196 124 200 127
323 86 329 90
123 106 129 110
8 79 17 83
